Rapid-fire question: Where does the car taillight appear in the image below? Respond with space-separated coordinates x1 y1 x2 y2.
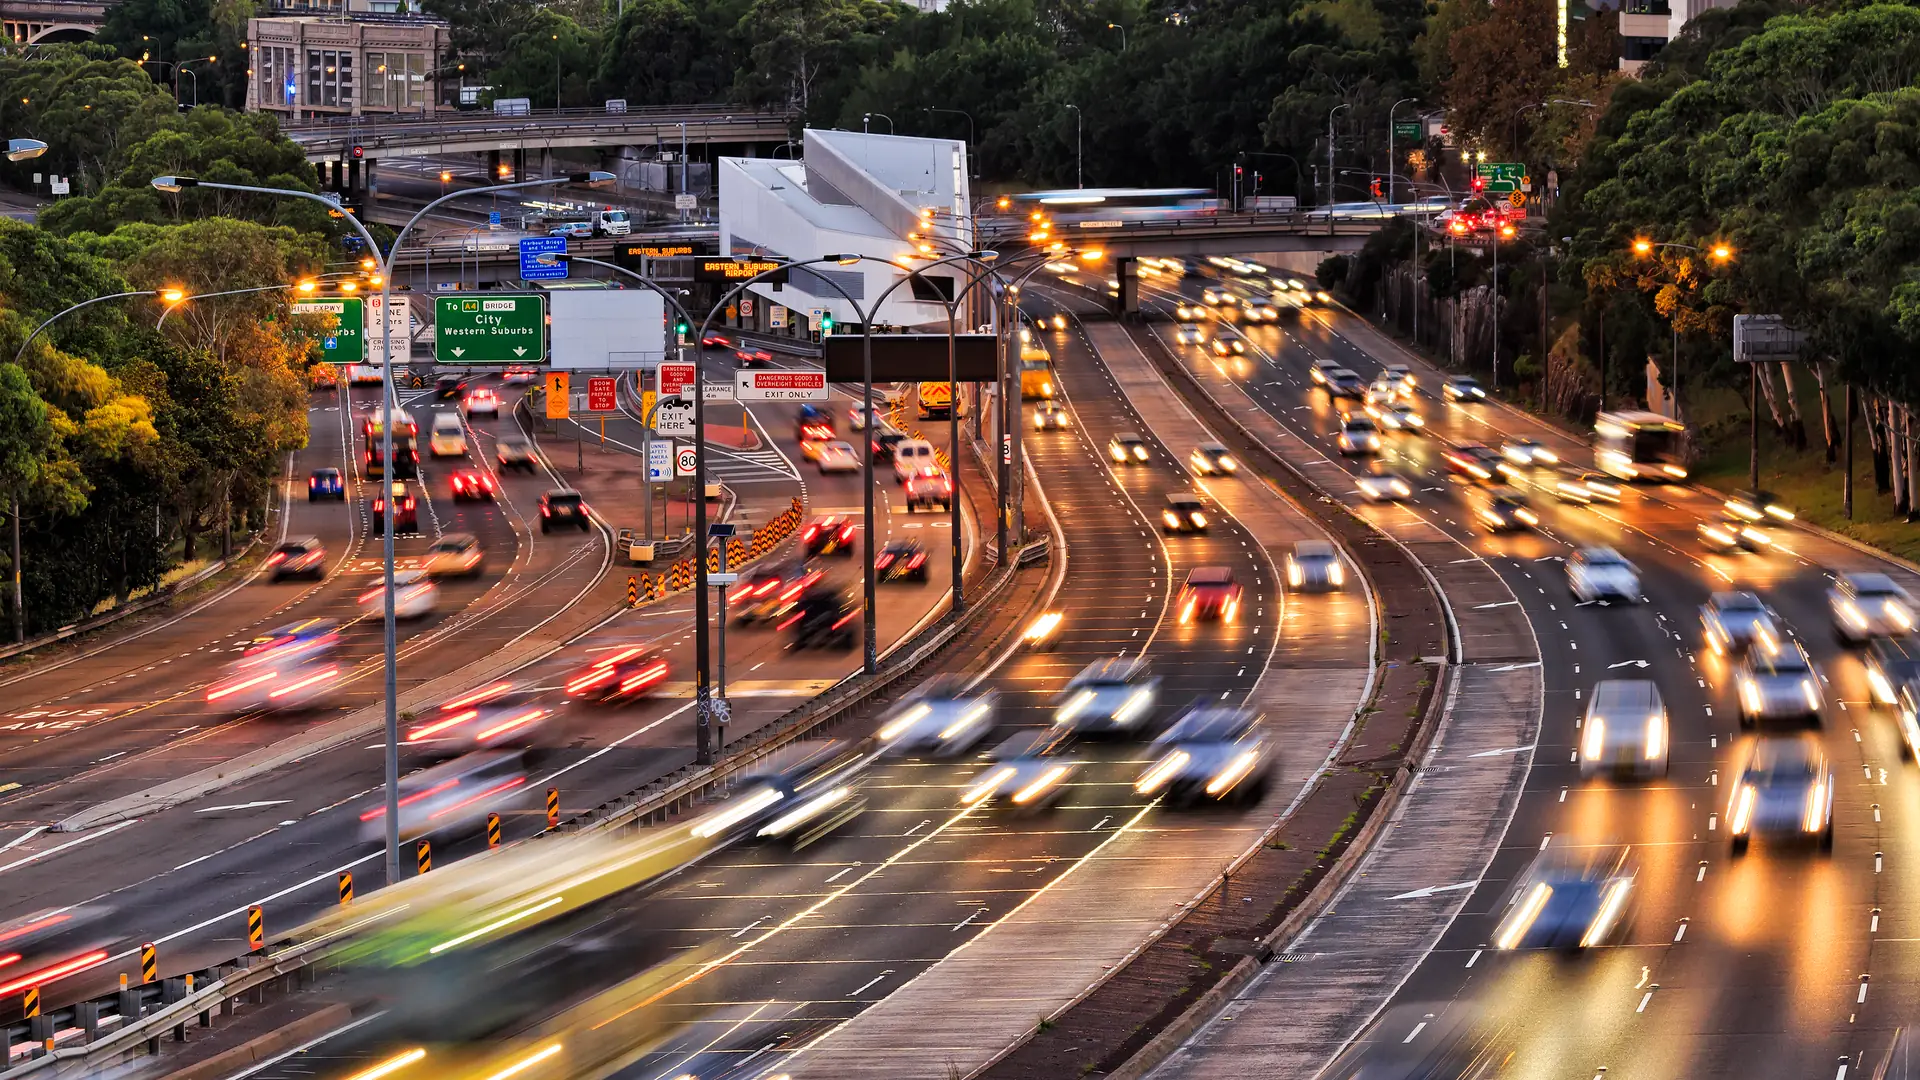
307 478 316 488
541 506 550 516
839 526 855 541
877 554 893 568
373 500 384 512
803 526 818 539
267 553 285 565
908 553 925 568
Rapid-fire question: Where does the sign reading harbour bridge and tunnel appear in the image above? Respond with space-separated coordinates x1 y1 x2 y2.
434 295 547 364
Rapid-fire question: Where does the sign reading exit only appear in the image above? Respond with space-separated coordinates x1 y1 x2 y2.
435 295 547 364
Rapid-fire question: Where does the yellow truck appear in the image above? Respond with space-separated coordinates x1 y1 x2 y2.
918 381 953 419
1019 339 1055 400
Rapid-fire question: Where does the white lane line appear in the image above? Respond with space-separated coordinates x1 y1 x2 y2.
0 826 46 854
846 969 894 998
0 820 138 876
1402 1021 1427 1043
732 917 768 939
953 907 987 932
194 801 292 814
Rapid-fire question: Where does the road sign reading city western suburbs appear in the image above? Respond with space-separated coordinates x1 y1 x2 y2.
1475 161 1526 194
520 236 568 281
292 298 364 364
435 295 547 364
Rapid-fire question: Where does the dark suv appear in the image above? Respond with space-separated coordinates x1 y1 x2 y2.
539 489 591 533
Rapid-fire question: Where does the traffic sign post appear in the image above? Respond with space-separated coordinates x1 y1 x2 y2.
658 362 697 397
587 376 618 412
435 295 547 364
520 236 568 281
736 370 828 401
676 444 698 477
647 440 673 481
292 298 365 365
1475 161 1526 195
545 372 570 419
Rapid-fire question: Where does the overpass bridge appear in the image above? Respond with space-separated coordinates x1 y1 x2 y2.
0 0 102 43
284 105 793 161
985 211 1375 258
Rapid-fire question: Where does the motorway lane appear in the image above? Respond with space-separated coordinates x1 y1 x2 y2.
223 303 1287 1080
0 380 565 828
1140 280 1920 1077
0 380 973 1023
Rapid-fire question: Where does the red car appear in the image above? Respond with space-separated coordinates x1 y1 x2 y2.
564 645 671 703
702 332 733 349
735 348 773 367
450 469 497 502
802 515 857 557
1177 567 1243 624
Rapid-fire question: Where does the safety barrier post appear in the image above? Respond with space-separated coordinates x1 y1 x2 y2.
487 812 502 848
416 838 432 874
338 870 354 905
546 787 560 830
140 943 157 984
246 906 264 953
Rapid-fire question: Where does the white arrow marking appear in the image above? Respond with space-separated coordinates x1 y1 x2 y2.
1469 746 1533 758
512 346 528 357
450 347 465 357
1490 661 1541 672
1474 600 1518 609
194 800 292 813
1609 660 1650 669
1387 880 1478 901
1534 555 1566 562
1575 599 1611 607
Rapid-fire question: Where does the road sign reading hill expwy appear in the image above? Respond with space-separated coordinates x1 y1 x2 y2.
292 298 364 364
436 295 546 364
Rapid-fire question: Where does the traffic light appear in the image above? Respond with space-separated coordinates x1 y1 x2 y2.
1234 164 1243 179
1370 177 1383 199
1472 175 1486 191
674 318 689 344
820 311 834 335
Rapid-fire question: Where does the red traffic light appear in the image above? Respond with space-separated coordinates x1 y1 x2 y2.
351 145 364 159
1370 178 1383 198
1471 176 1485 191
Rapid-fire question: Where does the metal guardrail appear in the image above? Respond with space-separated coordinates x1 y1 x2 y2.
283 104 767 131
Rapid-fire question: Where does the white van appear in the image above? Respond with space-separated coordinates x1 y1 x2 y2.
429 411 467 458
892 438 937 482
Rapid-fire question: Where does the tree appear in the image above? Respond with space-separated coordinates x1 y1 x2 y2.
0 363 53 642
96 0 250 108
487 10 601 109
597 0 744 107
737 0 905 116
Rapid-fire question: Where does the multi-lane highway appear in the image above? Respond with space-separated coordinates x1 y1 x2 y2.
1097 267 1920 1078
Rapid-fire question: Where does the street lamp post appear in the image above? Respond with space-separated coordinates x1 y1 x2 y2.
862 112 894 135
1106 22 1127 49
1327 103 1350 208
150 169 613 888
1387 98 1417 205
1065 104 1082 189
1630 237 1733 421
922 108 977 177
1489 220 1515 391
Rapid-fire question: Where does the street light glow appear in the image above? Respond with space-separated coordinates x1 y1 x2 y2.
1712 243 1734 261
1633 238 1653 255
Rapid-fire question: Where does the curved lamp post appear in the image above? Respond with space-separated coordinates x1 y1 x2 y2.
150 169 615 888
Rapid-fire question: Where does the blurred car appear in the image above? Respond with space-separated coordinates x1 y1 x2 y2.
1864 636 1920 706
1134 706 1272 806
422 532 485 579
204 619 341 710
691 740 869 848
1173 303 1204 321
1356 462 1414 502
539 489 591 533
1161 493 1209 534
1894 679 1920 761
1208 329 1248 357
1053 657 1161 734
1726 489 1795 524
308 468 345 501
360 568 438 619
549 221 594 239
1727 735 1833 853
1737 639 1823 726
798 438 830 463
847 403 875 431
1473 486 1538 533
1244 297 1279 322
1368 401 1424 432
563 645 670 704
816 440 860 474
1189 442 1237 475
1174 323 1206 345
1553 468 1622 504
1307 359 1339 386
267 536 327 581
1337 416 1381 456
795 404 835 443
781 580 859 650
734 347 773 367
1178 566 1244 624
429 413 468 458
1701 591 1780 657
1443 375 1487 402
1325 369 1367 399
1697 515 1773 553
1443 443 1502 482
1831 571 1916 644
1201 286 1237 307
1022 610 1065 650
1567 547 1640 604
890 439 937 481
1285 540 1345 593
496 437 537 473
359 750 533 844
801 515 857 557
1491 847 1636 951
1109 432 1150 464
370 481 418 534
905 467 954 513
876 538 930 582
1578 679 1668 778
701 332 732 349
1500 438 1558 467
730 560 819 625
960 730 1081 810
1364 376 1398 406
463 388 500 417
502 367 535 385
1382 363 1417 394
406 681 550 752
310 364 338 391
0 906 121 1002
1033 400 1070 430
449 469 496 502
876 677 998 758
870 426 909 463
435 375 469 400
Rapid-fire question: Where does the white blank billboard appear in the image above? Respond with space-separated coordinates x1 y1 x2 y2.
549 289 668 370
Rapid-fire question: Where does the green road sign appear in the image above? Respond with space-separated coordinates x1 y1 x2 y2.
1392 121 1422 141
292 298 364 364
1476 161 1526 193
434 294 547 364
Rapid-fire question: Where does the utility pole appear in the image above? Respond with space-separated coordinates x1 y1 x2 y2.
1327 103 1349 208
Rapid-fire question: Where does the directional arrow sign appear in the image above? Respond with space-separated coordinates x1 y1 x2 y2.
1387 881 1479 901
435 294 546 365
1608 660 1651 669
292 298 364 365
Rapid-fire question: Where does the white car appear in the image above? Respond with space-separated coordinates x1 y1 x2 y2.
877 680 998 758
1337 417 1381 456
1568 547 1640 604
360 569 438 619
1830 572 1916 644
1175 323 1206 345
816 440 860 474
1356 466 1413 502
848 403 875 431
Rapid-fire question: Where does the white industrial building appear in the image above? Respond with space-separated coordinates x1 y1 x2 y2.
718 129 979 336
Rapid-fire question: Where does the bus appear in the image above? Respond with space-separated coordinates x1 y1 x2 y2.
1594 410 1688 482
918 381 952 420
364 406 419 481
997 188 1222 226
1019 335 1055 400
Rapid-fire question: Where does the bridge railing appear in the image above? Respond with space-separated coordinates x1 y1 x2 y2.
283 104 792 138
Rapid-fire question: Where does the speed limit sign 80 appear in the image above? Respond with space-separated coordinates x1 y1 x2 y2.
676 445 698 477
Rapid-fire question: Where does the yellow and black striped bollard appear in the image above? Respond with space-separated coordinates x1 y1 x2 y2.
140 943 157 984
416 838 432 874
546 788 559 830
338 871 354 906
246 905 264 952
23 986 38 1019
627 576 639 607
486 812 502 849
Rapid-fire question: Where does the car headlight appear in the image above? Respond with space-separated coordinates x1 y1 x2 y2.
1515 509 1539 526
940 701 992 742
1328 561 1344 586
1580 878 1633 948
1804 776 1827 832
1392 480 1410 496
1839 601 1868 628
1729 783 1755 835
1582 716 1606 760
1011 764 1071 805
963 766 1018 806
1889 601 1914 630
1164 511 1181 527
1055 689 1095 725
1494 882 1553 950
1645 713 1665 760
1113 688 1153 726
1287 559 1301 587
1219 456 1236 471
1190 512 1207 527
1110 446 1126 461
1869 668 1895 705
1205 749 1262 796
1133 446 1148 460
879 702 932 742
1801 678 1821 712
1136 750 1190 795
1739 678 1762 715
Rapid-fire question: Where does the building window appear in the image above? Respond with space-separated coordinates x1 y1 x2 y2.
258 46 296 108
1621 35 1666 61
365 51 426 110
305 49 353 108
1622 0 1670 13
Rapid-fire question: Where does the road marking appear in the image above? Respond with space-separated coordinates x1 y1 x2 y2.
1474 601 1517 609
1465 949 1481 968
1609 660 1650 669
1469 746 1532 759
1403 1021 1427 1043
1386 881 1477 901
194 800 292 814
846 970 895 997
1490 662 1540 672
0 826 45 854
1674 919 1688 942
732 917 768 939
0 819 138 876
953 907 988 932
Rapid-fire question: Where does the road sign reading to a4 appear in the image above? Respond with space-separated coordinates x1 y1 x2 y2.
292 298 364 364
586 376 617 412
519 236 568 281
676 444 698 477
435 295 546 364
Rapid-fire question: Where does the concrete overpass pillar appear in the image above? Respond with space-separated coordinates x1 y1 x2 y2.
513 148 526 182
488 148 502 181
365 159 378 200
539 147 553 178
346 157 361 203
